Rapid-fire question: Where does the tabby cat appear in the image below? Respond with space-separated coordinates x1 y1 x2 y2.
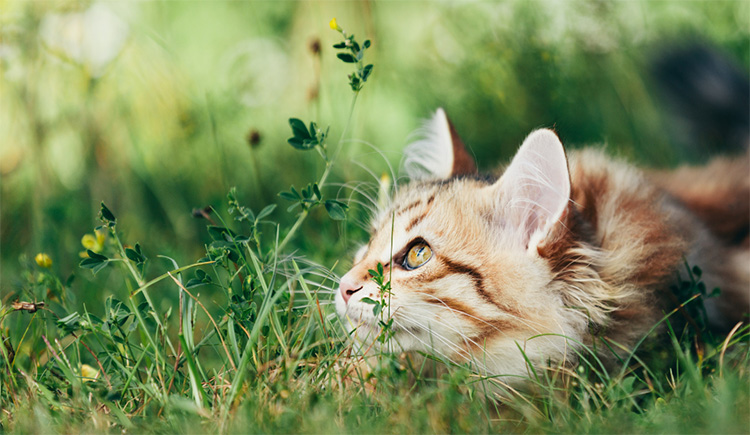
334 108 749 385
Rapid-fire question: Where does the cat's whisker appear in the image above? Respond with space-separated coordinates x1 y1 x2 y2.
396 322 466 366
397 310 499 371
409 297 553 343
329 182 380 214
350 141 399 193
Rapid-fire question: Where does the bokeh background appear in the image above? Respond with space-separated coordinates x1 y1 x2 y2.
2 1 748 311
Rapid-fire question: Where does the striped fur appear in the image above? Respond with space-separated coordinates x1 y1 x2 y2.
335 125 750 386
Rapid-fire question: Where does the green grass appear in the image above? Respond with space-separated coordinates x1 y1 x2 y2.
1 1 749 433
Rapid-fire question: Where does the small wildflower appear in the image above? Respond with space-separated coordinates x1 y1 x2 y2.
35 253 52 268
247 129 262 148
377 173 392 210
329 17 341 32
81 228 106 254
79 364 100 382
309 38 321 55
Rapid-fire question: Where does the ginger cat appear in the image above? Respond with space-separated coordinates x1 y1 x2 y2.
335 109 749 385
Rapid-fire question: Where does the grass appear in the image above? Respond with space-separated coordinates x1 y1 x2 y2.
1 1 749 433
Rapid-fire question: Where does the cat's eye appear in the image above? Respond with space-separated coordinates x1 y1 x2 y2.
404 242 432 270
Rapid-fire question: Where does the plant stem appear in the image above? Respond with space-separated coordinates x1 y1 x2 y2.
276 91 360 253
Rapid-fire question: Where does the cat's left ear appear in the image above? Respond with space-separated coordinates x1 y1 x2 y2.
489 129 571 252
402 108 477 180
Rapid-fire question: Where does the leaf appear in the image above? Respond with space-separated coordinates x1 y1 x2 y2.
363 39 371 49
336 53 357 63
86 250 108 261
324 200 347 220
356 50 364 61
361 297 378 305
256 204 277 221
289 118 310 139
312 184 322 200
361 64 374 81
100 202 116 223
308 121 318 138
288 136 314 150
207 226 239 242
692 265 702 278
125 247 145 264
279 191 299 202
332 42 346 49
80 257 109 275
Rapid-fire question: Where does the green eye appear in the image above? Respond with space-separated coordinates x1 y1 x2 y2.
405 243 432 270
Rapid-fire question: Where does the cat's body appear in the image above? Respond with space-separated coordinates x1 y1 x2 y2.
335 109 749 385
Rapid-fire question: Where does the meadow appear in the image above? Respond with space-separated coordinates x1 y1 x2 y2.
1 1 748 432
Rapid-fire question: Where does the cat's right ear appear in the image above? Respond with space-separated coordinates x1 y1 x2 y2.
402 108 477 180
489 129 571 252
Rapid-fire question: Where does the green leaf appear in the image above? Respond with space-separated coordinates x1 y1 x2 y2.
361 297 378 305
125 248 144 264
288 137 310 150
308 121 318 138
302 138 319 149
337 53 357 63
86 250 108 261
324 200 347 220
363 39 371 49
312 184 322 200
256 204 277 221
279 191 299 202
289 118 310 139
207 226 239 242
332 42 346 49
100 202 116 223
361 64 374 81
80 257 109 275
692 265 702 278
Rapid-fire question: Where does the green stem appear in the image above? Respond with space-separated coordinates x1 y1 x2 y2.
276 91 360 253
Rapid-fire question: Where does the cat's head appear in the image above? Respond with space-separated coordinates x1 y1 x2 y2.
335 109 588 378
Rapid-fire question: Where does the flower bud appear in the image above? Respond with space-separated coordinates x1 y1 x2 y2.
35 253 52 268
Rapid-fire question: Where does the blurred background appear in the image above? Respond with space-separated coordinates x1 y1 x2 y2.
1 1 748 310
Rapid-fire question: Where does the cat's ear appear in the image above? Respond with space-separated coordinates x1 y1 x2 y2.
402 108 477 180
490 129 571 251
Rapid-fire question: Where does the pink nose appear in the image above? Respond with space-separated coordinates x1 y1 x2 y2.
339 276 363 303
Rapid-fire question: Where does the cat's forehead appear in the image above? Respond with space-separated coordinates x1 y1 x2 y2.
366 177 491 253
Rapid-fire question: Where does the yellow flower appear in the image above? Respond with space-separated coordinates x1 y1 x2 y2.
81 234 98 250
81 228 106 253
79 364 100 382
329 17 341 31
35 253 52 268
378 173 392 210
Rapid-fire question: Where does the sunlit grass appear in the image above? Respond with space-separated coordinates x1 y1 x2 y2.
1 1 748 433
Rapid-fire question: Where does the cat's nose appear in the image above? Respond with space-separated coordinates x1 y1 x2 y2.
339 276 363 303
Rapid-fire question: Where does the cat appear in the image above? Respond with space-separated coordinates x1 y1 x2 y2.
334 108 749 386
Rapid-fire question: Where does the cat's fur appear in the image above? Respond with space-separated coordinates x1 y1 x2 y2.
335 109 749 385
